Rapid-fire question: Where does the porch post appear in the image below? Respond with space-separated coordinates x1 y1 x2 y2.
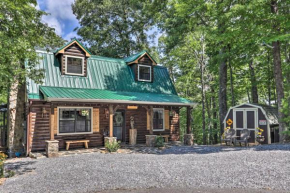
109 105 114 137
50 106 54 140
184 106 194 146
186 106 192 134
149 106 153 135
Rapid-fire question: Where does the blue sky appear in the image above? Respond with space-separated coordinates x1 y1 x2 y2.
37 0 79 40
36 0 160 45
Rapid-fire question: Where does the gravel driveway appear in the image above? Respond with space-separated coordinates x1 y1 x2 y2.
1 144 290 193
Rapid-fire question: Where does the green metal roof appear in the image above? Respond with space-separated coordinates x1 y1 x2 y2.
40 86 193 105
26 49 193 105
123 50 157 64
54 38 92 55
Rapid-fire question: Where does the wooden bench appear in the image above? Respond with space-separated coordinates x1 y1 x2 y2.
161 135 169 143
65 140 90 150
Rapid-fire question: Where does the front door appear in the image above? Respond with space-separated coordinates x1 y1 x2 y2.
113 110 125 142
233 108 257 143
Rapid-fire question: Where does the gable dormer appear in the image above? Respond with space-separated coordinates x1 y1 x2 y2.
55 39 91 77
124 51 157 83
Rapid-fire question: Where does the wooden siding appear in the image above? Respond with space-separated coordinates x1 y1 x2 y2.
29 101 180 151
60 43 87 76
29 101 51 151
125 107 179 144
258 108 268 144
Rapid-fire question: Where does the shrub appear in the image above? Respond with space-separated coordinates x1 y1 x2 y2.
0 153 7 178
105 141 121 152
6 170 15 178
156 136 164 147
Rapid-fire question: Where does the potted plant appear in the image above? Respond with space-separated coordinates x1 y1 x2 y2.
256 127 265 144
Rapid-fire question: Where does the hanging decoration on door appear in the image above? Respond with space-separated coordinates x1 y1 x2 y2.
226 119 233 126
115 113 123 124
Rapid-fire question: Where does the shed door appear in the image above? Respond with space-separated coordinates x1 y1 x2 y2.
234 108 257 143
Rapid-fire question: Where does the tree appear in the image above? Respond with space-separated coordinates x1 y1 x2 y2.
72 0 154 58
0 0 63 155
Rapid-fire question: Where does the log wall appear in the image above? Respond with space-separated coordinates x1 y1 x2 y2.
29 101 180 152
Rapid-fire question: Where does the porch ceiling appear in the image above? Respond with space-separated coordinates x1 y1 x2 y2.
39 86 195 106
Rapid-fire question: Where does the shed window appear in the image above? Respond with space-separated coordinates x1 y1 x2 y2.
138 65 151 82
153 108 164 131
58 108 92 134
65 56 84 75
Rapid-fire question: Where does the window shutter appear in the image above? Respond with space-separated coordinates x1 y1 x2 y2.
93 108 100 133
53 108 58 135
147 111 150 130
164 110 170 130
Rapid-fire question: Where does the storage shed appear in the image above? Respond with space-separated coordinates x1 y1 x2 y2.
223 103 279 144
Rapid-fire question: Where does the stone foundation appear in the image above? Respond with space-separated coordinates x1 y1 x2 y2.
146 135 157 147
184 134 194 146
104 137 117 145
45 140 59 158
129 129 137 145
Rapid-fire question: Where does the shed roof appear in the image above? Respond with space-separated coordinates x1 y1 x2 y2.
224 103 279 126
252 103 279 125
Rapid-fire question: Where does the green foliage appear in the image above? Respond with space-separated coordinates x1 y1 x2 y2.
72 0 155 58
105 141 121 153
150 0 290 143
0 153 7 178
0 0 64 95
156 136 164 147
6 170 15 178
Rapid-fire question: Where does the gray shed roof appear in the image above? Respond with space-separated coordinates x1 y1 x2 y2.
223 103 279 126
252 104 279 125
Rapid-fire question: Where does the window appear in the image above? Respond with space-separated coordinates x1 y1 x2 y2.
138 64 151 82
58 107 92 134
153 108 164 131
65 56 84 75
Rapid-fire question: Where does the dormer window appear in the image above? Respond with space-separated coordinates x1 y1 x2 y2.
138 64 151 82
65 56 84 76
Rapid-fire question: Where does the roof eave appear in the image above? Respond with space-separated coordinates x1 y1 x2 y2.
46 97 196 107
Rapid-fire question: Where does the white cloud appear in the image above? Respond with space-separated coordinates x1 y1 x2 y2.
37 0 78 37
63 31 79 41
45 0 77 22
42 15 63 36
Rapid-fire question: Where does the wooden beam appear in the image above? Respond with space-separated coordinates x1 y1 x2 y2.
109 105 114 137
187 107 192 134
149 106 153 135
50 106 55 140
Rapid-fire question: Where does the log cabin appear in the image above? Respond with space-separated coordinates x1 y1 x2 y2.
25 39 194 155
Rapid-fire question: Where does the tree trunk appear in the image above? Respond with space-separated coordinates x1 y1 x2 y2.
267 52 272 105
212 89 218 144
249 60 259 103
228 46 235 106
8 81 26 157
219 48 227 136
271 1 286 142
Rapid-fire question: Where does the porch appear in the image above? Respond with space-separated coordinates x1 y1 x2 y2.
27 101 194 156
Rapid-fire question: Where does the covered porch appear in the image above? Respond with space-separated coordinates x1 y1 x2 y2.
27 86 194 157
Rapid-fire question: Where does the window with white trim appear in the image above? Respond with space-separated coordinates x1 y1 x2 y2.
65 56 84 75
153 108 164 131
58 108 92 134
138 64 151 82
